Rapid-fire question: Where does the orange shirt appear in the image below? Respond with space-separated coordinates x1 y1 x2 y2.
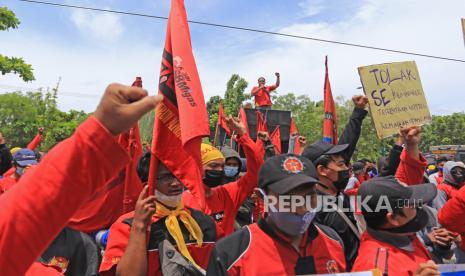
353 229 431 275
251 85 277 106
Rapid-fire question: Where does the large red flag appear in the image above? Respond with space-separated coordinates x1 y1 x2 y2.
270 125 281 154
148 0 209 209
68 77 144 232
323 56 338 145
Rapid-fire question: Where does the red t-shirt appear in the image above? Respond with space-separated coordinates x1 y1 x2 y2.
353 231 431 275
251 85 277 107
183 134 262 236
100 209 217 276
0 117 129 275
395 149 427 186
0 176 17 194
208 221 346 275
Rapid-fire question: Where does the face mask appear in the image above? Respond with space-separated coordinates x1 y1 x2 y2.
16 167 25 176
387 208 429 234
224 166 239 178
154 190 182 208
438 167 444 173
203 170 224 188
451 167 465 186
333 169 350 191
268 209 316 236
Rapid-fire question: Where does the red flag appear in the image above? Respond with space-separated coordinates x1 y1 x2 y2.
218 102 231 136
239 106 249 135
148 0 209 210
68 77 144 232
323 56 338 145
290 118 302 154
122 78 144 213
270 125 281 154
290 118 298 135
255 111 268 157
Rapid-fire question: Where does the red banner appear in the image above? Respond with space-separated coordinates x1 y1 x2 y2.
148 0 209 210
270 125 281 154
323 56 338 145
218 102 231 136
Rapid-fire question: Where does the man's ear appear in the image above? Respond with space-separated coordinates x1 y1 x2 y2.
385 212 401 227
317 164 329 177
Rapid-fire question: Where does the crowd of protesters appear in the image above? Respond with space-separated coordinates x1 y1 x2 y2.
1 82 465 276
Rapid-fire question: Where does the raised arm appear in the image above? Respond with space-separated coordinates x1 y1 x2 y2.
338 95 368 163
395 126 427 185
0 84 162 275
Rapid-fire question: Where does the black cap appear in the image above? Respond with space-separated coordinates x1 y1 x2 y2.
302 141 349 162
259 154 320 194
352 161 365 173
358 176 437 215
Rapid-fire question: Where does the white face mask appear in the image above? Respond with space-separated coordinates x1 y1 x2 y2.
155 190 182 208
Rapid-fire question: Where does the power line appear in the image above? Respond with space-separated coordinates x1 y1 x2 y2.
14 0 465 63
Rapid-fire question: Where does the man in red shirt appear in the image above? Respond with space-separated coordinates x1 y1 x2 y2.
251 72 280 110
207 154 346 275
100 162 217 275
0 83 163 275
0 148 38 194
352 176 439 276
183 116 262 236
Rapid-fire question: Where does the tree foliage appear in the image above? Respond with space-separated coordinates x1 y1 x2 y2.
0 6 35 81
0 89 88 151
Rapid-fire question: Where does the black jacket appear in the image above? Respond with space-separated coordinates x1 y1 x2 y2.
315 107 368 271
338 107 368 163
0 144 12 176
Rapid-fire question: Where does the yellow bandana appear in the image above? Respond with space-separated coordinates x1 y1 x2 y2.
155 201 204 270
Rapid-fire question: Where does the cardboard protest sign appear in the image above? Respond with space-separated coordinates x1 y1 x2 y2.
358 61 431 139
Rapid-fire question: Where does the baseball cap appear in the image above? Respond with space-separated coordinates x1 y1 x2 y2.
358 176 437 219
13 148 38 167
301 141 349 163
259 154 321 194
352 162 365 173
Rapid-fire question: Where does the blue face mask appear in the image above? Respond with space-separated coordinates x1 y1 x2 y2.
268 209 316 236
439 167 444 173
224 166 239 178
16 167 25 176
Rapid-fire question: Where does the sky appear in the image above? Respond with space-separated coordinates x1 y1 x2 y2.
1 0 464 114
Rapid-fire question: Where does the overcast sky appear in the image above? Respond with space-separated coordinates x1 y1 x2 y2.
1 0 464 114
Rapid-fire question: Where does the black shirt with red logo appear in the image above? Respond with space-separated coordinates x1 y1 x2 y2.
207 219 346 275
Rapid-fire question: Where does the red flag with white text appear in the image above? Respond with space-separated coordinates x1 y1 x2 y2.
148 0 209 209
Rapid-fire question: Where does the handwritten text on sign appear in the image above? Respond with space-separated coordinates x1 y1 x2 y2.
358 61 431 139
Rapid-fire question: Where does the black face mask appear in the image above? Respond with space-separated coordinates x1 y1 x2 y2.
333 169 350 191
203 170 224 188
451 168 465 186
388 208 429 234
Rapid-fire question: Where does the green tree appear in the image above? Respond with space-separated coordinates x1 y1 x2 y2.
223 74 248 116
0 89 88 151
206 95 222 134
0 7 35 81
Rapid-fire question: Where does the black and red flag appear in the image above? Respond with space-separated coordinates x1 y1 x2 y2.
148 0 209 209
